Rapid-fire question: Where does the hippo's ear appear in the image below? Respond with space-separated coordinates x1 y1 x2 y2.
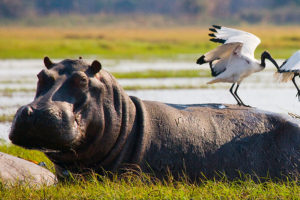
44 56 54 69
90 60 102 74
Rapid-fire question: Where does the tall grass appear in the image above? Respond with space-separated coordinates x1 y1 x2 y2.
0 26 299 59
1 174 299 199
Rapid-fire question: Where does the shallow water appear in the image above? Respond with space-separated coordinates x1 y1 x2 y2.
0 59 297 141
0 58 288 91
0 122 10 142
127 88 300 114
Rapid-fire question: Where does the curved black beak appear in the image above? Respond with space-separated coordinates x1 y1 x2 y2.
262 51 280 70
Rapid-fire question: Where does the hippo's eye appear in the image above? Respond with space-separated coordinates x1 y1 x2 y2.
70 72 88 88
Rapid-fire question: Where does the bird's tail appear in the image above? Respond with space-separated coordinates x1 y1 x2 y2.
274 72 294 83
207 78 221 84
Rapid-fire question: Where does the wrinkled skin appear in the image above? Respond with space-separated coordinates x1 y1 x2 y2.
10 58 300 181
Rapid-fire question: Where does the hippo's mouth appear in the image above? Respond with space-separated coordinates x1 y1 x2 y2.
9 115 82 152
9 132 76 152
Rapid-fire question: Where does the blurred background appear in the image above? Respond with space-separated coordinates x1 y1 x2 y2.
0 0 300 141
1 0 300 26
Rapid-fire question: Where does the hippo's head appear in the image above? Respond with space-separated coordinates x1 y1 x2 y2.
9 57 133 170
9 57 103 151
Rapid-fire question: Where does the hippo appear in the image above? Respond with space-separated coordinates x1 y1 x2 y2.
9 57 300 181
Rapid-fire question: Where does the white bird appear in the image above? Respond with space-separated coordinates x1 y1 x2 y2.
196 25 279 107
275 50 300 100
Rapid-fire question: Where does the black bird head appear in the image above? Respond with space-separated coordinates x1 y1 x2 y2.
261 51 279 70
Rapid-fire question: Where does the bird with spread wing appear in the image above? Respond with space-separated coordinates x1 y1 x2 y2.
275 50 300 100
196 25 279 107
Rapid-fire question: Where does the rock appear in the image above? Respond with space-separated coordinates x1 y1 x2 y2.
0 152 56 186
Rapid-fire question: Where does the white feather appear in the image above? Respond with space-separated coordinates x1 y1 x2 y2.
206 26 263 84
208 54 262 84
279 50 300 72
196 25 267 106
276 50 300 82
214 26 261 58
203 42 243 76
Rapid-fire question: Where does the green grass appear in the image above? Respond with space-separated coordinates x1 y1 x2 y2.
0 88 35 97
0 143 54 172
0 114 14 123
0 37 209 60
113 69 210 79
1 174 299 199
0 143 299 199
0 88 35 93
0 26 299 60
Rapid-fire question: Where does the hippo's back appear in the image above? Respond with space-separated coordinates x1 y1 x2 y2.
135 101 300 179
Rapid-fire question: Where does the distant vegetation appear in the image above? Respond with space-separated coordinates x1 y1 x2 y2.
0 0 299 26
0 26 299 59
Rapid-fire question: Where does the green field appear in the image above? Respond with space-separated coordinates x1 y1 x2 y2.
0 144 299 199
0 26 299 60
113 69 211 79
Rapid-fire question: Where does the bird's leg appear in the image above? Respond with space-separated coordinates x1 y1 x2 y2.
234 84 250 107
209 61 216 76
209 61 213 70
292 75 300 101
230 83 242 106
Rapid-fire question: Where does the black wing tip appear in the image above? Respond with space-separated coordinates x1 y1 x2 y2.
212 25 222 29
210 38 226 44
196 55 206 65
208 33 216 37
209 28 217 33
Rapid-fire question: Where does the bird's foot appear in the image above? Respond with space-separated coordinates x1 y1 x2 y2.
237 102 251 107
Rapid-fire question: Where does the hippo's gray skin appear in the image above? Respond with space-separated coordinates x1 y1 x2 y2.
10 57 300 181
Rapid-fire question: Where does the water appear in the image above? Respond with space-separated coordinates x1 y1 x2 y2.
0 123 11 142
127 88 300 114
0 59 297 142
